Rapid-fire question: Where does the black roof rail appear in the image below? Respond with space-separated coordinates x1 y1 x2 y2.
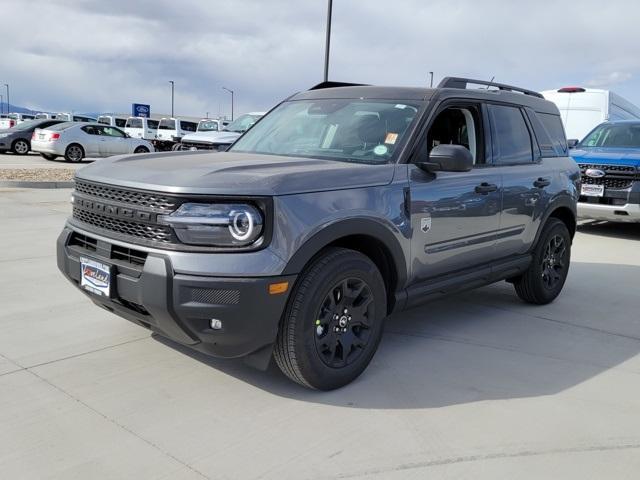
308 81 370 90
437 77 544 99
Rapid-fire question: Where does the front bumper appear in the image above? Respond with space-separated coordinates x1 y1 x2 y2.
577 202 640 222
57 227 296 359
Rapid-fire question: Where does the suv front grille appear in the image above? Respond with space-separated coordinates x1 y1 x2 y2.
581 177 633 189
73 206 173 243
75 180 178 211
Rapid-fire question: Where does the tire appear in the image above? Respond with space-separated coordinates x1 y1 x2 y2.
40 153 58 161
12 139 30 155
64 144 84 163
274 247 387 390
171 143 181 151
513 218 571 305
134 146 149 154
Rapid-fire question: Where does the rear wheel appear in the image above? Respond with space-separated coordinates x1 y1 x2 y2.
274 247 387 390
64 144 84 163
40 153 58 161
12 139 29 155
513 218 571 304
134 146 149 154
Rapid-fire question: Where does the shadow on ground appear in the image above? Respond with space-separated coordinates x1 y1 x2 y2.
154 259 640 409
577 220 640 240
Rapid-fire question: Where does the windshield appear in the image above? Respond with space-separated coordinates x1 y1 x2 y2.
198 120 220 131
581 123 640 148
159 119 176 130
223 114 262 133
230 100 420 164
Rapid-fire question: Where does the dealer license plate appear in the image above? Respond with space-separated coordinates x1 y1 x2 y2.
80 257 111 297
581 184 604 197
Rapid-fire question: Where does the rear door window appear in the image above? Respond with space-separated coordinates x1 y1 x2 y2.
126 118 143 128
159 119 176 130
489 105 534 164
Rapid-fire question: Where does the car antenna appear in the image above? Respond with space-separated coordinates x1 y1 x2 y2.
484 76 495 89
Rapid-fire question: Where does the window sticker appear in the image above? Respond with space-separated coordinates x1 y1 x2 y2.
385 132 399 144
373 145 388 155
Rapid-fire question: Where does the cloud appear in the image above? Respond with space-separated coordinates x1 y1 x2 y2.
2 0 640 116
585 72 633 88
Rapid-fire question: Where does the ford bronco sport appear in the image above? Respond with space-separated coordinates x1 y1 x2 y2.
57 77 580 390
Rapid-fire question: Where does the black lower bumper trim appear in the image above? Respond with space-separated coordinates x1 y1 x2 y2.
57 227 295 359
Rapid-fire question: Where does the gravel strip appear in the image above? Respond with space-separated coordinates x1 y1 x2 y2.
0 168 76 182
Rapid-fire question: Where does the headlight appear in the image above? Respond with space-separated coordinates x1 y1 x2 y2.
158 203 264 246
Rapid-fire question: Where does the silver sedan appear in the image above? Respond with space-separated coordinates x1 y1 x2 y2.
31 122 155 162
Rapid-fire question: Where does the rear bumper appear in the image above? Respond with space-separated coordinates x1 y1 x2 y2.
57 227 296 359
577 202 640 222
31 141 62 155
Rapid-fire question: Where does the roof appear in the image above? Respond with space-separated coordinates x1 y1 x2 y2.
292 84 559 114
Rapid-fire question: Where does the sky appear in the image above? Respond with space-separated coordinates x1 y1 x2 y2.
2 0 640 118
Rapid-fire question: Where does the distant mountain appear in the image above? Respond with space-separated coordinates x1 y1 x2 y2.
0 103 96 117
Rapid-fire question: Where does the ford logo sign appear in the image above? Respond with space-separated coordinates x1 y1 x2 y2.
136 106 149 113
585 168 605 178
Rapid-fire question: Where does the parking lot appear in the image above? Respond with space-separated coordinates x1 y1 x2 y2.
0 185 638 479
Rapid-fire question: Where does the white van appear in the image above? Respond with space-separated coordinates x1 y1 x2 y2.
124 116 159 140
56 113 97 123
154 117 198 150
541 87 640 142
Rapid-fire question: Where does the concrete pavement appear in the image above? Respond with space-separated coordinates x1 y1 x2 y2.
1 187 639 479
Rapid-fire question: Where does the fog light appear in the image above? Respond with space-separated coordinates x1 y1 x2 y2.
210 319 223 330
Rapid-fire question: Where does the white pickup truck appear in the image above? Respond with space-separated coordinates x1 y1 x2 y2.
177 112 264 151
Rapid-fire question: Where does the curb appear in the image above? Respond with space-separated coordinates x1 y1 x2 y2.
0 180 74 189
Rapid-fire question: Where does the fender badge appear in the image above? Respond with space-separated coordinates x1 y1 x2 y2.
421 217 432 233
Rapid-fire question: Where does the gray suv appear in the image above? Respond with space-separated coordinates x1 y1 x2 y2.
57 77 580 390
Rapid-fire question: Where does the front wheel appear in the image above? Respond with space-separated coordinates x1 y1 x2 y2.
12 139 30 155
513 218 571 304
274 247 387 390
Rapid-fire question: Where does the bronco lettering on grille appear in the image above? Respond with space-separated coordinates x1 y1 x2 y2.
75 197 154 222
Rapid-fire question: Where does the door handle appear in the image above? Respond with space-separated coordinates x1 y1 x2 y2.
533 177 551 188
475 182 498 194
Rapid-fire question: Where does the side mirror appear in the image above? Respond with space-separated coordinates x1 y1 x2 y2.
567 139 579 149
418 144 474 173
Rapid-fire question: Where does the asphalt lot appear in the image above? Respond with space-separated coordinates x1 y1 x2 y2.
0 151 94 169
0 187 639 480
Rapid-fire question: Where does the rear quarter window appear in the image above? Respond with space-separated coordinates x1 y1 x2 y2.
537 113 568 155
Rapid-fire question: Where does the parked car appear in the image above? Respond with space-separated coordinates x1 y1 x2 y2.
35 113 58 120
56 113 97 123
571 120 640 222
97 115 128 128
178 112 264 151
124 116 159 140
0 119 65 155
0 112 37 129
57 77 579 390
153 117 198 151
32 122 154 162
542 87 640 143
197 118 229 132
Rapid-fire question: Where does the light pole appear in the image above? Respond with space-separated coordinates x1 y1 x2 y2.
169 80 175 117
0 94 3 114
428 72 434 88
323 0 333 82
4 84 9 114
222 87 234 121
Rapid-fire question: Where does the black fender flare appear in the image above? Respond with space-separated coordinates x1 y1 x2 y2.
532 195 577 247
281 217 408 291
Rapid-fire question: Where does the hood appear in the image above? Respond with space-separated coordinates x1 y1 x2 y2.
75 151 395 196
570 147 640 168
182 131 241 144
